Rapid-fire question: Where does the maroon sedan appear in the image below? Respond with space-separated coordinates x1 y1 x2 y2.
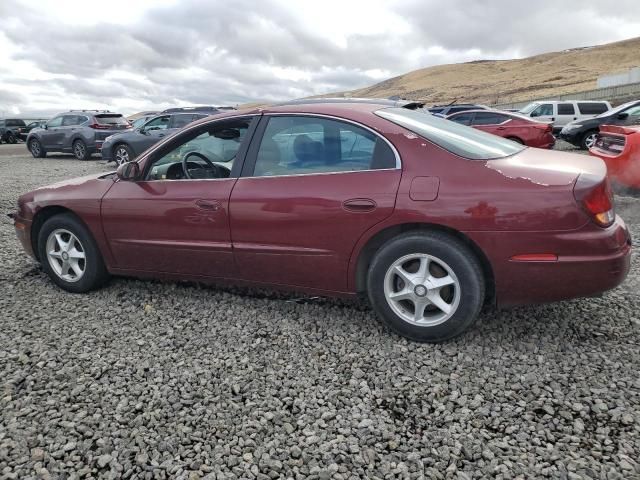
11 103 631 342
447 109 556 148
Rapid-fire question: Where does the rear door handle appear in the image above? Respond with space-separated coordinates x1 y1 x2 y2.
195 199 221 211
158 133 166 137
343 198 376 212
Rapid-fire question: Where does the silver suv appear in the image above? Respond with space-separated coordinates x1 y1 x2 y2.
26 110 130 160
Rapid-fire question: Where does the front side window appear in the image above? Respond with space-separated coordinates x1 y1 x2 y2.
145 118 251 181
144 116 170 130
47 116 63 128
252 116 396 177
625 105 640 124
449 112 474 125
531 104 553 117
376 108 524 160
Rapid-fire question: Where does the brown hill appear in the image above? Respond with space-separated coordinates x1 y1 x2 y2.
331 37 640 105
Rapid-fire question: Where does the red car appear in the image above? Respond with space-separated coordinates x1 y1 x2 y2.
11 103 631 342
589 124 640 188
447 109 556 148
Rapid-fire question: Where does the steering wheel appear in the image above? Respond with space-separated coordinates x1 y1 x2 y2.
181 151 229 179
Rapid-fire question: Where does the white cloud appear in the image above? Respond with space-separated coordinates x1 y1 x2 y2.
0 0 639 116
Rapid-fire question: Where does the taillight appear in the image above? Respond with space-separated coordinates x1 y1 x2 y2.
89 123 110 130
573 174 615 227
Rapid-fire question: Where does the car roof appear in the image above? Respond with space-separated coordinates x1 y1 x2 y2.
276 97 425 109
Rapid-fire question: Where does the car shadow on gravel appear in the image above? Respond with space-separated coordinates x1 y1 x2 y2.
92 273 637 349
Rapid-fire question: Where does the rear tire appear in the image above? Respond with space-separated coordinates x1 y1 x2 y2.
367 231 485 343
581 130 598 150
29 139 47 158
37 213 109 293
73 139 91 160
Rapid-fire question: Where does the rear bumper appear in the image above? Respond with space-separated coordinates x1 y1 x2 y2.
468 216 632 307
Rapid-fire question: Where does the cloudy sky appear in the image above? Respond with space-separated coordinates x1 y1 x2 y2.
1 0 639 117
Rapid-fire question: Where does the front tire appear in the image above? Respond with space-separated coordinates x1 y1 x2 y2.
114 143 134 166
367 232 485 343
581 130 598 150
29 138 47 158
37 214 109 293
6 132 17 144
73 140 91 160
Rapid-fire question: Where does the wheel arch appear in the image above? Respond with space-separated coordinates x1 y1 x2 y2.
31 206 86 262
506 136 524 145
353 222 496 305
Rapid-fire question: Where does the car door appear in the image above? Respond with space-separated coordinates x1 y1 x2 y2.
229 114 402 292
618 105 640 126
555 103 577 128
137 115 172 152
529 103 555 125
101 115 257 277
61 115 85 149
41 116 64 149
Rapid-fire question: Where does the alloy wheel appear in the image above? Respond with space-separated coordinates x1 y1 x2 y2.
383 253 461 326
30 140 41 156
74 142 86 159
585 133 597 149
115 146 130 165
45 228 86 282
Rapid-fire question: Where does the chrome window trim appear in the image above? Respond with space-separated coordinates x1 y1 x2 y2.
239 167 399 181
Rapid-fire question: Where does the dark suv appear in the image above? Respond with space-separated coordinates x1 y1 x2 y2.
26 110 130 160
101 108 229 165
0 119 27 144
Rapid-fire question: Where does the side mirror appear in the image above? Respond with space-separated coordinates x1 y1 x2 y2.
116 162 140 181
530 111 539 118
42 124 48 130
617 112 629 120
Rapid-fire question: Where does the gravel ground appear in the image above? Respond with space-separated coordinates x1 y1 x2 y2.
1 143 639 480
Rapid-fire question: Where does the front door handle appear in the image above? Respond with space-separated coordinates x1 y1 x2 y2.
343 198 376 212
158 133 166 137
195 199 221 211
496 126 506 130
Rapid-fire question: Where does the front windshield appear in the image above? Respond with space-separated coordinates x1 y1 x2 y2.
376 108 524 160
519 102 540 114
596 101 637 118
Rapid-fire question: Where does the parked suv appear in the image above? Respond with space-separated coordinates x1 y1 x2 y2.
559 100 640 149
0 119 27 144
101 110 222 165
518 101 611 133
26 111 130 160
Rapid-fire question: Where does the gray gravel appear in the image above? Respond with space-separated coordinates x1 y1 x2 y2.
1 143 639 480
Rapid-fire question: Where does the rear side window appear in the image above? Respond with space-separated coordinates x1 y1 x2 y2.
62 115 87 126
472 112 508 125
578 103 609 115
95 114 129 125
170 114 196 129
252 116 396 177
558 103 575 115
376 108 524 160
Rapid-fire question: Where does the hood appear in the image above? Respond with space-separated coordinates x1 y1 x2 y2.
486 147 606 187
20 172 116 210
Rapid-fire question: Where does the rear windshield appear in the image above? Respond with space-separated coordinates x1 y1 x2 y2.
95 114 129 125
376 108 524 160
